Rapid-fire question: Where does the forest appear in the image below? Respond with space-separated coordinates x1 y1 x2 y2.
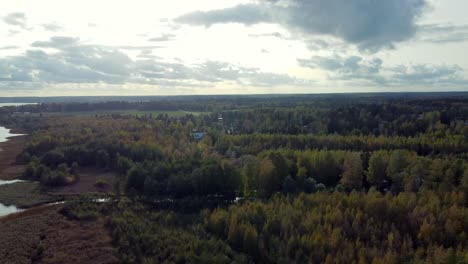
0 93 467 263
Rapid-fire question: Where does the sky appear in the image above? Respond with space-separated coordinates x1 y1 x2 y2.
0 0 467 96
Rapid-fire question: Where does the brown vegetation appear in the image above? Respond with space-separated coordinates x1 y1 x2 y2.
0 135 26 180
0 206 55 264
0 205 118 264
0 182 56 208
40 213 119 264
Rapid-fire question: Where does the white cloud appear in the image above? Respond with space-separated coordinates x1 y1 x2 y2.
2 12 30 30
0 0 467 95
0 36 307 92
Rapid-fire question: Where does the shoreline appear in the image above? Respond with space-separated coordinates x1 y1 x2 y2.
0 181 57 209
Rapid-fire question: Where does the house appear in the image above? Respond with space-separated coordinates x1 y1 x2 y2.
192 132 206 140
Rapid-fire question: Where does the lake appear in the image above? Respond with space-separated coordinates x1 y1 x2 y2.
0 179 24 186
0 203 22 217
0 103 36 107
0 126 24 217
0 126 22 144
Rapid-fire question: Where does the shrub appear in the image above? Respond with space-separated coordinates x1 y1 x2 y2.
95 178 110 189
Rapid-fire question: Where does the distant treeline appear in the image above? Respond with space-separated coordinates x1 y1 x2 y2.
216 134 468 155
3 95 467 140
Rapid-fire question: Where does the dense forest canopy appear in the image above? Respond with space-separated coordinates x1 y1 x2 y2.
1 93 467 263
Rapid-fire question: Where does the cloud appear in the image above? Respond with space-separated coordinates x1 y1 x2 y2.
113 45 164 50
31 36 80 48
41 22 64 32
248 32 284 38
0 36 305 90
148 33 177 42
299 56 382 74
418 23 468 43
0 45 19 50
176 0 428 51
2 12 30 30
389 64 466 85
299 55 385 83
176 4 274 26
298 54 467 87
135 59 304 87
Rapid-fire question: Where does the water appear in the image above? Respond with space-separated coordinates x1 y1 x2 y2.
0 203 22 217
0 126 23 144
0 125 25 217
0 180 24 186
0 103 36 107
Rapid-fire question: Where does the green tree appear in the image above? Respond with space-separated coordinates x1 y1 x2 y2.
304 177 317 193
258 158 280 197
387 150 410 179
243 225 259 259
283 175 297 194
341 152 363 191
241 156 260 197
296 166 308 190
367 151 389 189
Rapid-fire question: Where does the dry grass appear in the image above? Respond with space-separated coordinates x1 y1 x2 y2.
0 181 57 208
40 211 119 264
0 205 119 264
0 135 26 180
0 206 55 264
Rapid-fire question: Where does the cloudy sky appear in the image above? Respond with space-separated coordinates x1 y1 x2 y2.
1 0 467 96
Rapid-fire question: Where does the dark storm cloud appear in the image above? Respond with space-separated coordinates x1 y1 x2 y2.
176 0 428 51
2 12 29 30
0 36 303 88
